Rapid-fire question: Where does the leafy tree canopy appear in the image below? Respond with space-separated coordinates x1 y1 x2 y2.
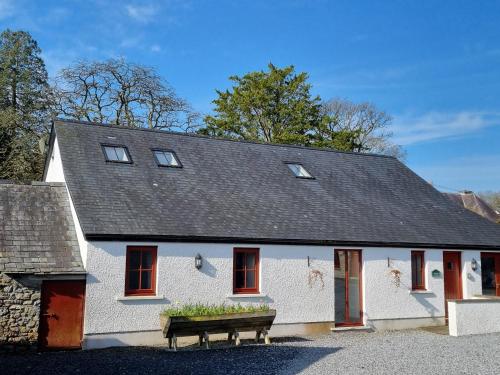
0 29 51 181
202 63 326 145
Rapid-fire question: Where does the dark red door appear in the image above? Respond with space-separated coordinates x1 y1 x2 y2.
39 280 85 350
443 252 462 320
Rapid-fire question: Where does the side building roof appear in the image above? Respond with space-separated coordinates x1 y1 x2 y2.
49 119 500 250
0 182 84 274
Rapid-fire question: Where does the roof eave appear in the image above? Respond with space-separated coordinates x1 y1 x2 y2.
84 233 500 251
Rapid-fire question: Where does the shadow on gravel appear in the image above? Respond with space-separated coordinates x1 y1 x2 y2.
1 342 340 375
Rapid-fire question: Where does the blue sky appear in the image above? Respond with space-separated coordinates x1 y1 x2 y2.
1 0 499 192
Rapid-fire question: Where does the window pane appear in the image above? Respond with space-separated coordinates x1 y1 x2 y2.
142 251 153 268
287 164 300 175
141 271 152 289
164 152 179 166
129 251 141 269
297 165 312 178
235 253 245 269
246 270 256 288
128 271 140 290
104 146 117 161
155 151 179 166
235 271 245 289
155 151 169 165
115 147 128 162
246 253 256 269
287 163 312 178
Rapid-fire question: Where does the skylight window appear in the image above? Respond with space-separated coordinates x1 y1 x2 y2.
102 145 132 163
286 163 313 179
152 149 182 168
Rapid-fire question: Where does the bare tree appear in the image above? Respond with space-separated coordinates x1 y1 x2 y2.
53 58 200 131
320 98 405 159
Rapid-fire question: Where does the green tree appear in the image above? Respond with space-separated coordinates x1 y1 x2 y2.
0 29 51 181
202 63 323 145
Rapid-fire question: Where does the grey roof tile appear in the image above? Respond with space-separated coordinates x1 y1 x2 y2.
53 119 500 249
0 182 84 274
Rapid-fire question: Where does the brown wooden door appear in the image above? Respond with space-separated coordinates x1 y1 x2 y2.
39 280 85 350
443 252 462 320
334 249 363 326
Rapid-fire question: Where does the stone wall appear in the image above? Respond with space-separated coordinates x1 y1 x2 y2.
0 273 41 351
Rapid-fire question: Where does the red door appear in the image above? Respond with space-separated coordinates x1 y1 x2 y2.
443 252 462 320
39 280 85 350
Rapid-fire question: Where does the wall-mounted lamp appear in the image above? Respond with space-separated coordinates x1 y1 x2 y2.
195 253 203 270
471 258 478 272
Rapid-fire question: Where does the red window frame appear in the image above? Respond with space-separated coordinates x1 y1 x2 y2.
411 251 425 290
125 246 157 296
233 248 260 294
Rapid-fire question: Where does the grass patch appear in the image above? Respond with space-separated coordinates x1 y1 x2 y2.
161 303 270 318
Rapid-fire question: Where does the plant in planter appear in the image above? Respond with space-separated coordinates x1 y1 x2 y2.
160 303 276 350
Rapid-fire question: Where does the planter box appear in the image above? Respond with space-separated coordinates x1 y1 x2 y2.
160 310 276 349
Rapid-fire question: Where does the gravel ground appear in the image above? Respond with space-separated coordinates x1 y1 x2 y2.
2 330 500 375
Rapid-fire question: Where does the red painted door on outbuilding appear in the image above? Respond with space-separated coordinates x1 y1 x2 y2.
39 280 85 350
443 251 462 320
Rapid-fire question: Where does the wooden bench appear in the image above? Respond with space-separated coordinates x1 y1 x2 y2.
161 310 276 350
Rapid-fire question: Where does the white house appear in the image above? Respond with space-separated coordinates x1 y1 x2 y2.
40 119 500 350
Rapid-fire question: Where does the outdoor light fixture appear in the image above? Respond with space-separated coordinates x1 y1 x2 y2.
471 258 478 271
195 253 202 270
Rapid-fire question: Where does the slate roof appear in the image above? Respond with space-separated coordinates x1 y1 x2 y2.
444 192 500 224
0 182 84 274
49 119 500 250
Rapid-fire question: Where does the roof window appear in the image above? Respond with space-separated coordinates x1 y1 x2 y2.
102 145 132 163
286 163 313 179
152 149 182 168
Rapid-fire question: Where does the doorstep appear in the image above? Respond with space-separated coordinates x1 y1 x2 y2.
331 326 373 333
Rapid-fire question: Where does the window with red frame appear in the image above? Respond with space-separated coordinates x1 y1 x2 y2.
411 251 425 290
233 248 259 294
125 246 157 296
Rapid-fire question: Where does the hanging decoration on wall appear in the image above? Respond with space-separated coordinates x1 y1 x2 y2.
388 269 402 288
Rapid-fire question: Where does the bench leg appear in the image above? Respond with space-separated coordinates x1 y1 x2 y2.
262 329 271 345
172 334 177 351
203 331 209 349
227 332 233 343
234 331 241 346
255 330 261 343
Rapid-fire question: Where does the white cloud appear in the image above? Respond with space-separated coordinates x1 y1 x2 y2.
150 44 161 52
0 0 15 19
391 111 500 145
125 3 158 23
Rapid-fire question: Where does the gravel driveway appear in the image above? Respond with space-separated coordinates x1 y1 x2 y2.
2 329 500 374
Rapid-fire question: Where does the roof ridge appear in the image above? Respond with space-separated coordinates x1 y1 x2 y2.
53 118 397 160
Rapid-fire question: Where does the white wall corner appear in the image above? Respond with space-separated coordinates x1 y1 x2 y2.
44 135 89 269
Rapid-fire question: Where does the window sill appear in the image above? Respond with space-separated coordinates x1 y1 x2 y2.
116 295 165 301
409 290 434 295
226 293 267 298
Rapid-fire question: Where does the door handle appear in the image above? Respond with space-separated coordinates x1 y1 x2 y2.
42 313 57 319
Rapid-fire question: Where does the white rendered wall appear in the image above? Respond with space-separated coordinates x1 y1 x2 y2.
448 299 500 336
84 242 335 336
461 250 482 298
362 248 446 322
84 244 485 340
44 136 89 267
